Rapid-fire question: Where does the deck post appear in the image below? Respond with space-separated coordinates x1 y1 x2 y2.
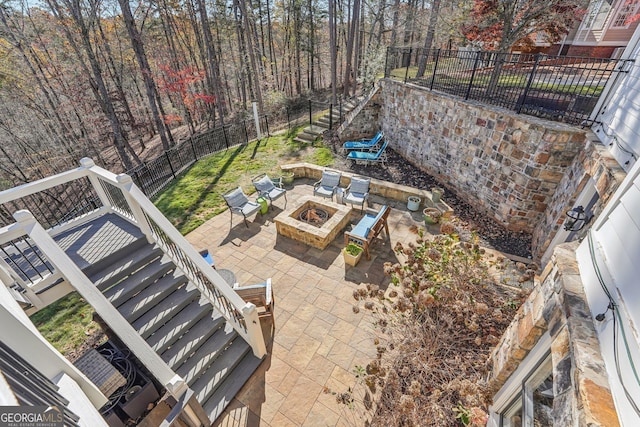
114 174 154 243
80 158 112 209
242 303 267 358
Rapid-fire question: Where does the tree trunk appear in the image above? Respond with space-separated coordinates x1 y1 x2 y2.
343 0 361 97
416 0 441 78
329 0 337 104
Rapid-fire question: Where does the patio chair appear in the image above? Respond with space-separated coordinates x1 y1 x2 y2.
344 205 390 260
252 173 287 211
344 176 371 212
313 169 342 200
346 140 389 166
222 187 261 228
234 278 274 327
341 131 384 153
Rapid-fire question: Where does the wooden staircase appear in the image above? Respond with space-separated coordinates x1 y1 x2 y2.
80 232 263 422
294 98 360 144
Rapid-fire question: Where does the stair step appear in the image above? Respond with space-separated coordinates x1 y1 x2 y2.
146 299 212 353
118 271 189 323
90 245 163 291
176 323 237 384
191 338 253 406
161 312 225 369
201 348 264 421
104 257 175 307
133 285 200 338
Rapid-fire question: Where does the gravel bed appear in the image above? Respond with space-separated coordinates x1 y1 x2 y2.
329 139 533 259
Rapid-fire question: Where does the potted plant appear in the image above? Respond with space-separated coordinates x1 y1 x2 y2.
343 243 364 266
423 207 442 225
431 187 444 204
407 196 421 211
281 170 295 186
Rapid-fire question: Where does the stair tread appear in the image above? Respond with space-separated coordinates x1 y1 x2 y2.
90 244 162 290
146 299 212 353
104 257 175 307
176 323 237 384
161 312 225 369
133 285 200 338
201 350 264 422
118 271 189 323
191 338 253 403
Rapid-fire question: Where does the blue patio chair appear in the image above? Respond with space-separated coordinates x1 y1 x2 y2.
344 176 370 212
313 169 342 200
252 173 287 211
346 140 389 165
341 131 384 153
222 187 261 228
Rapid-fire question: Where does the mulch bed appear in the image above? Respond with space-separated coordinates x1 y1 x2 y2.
327 135 533 259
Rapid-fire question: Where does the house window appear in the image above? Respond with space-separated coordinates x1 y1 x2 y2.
500 354 554 426
611 0 640 28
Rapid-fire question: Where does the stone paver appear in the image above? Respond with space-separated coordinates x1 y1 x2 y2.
186 180 426 426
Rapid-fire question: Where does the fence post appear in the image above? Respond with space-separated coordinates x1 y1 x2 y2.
329 104 333 130
222 125 229 148
264 115 270 136
165 152 176 179
189 137 197 160
384 47 390 78
430 49 441 90
516 53 542 114
465 50 482 100
404 48 412 84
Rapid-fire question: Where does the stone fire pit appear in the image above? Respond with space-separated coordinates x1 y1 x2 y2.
274 196 352 249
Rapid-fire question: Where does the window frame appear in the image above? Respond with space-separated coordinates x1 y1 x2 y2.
488 332 553 427
609 0 640 29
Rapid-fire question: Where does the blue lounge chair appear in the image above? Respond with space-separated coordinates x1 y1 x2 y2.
341 131 384 152
344 205 390 260
346 140 389 165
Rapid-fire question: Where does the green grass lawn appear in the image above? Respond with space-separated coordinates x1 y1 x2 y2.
29 292 102 357
153 127 334 234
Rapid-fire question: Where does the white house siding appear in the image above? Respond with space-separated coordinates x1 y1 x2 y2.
593 38 640 170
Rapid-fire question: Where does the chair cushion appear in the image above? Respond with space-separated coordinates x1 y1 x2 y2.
241 201 260 216
344 192 366 205
315 186 334 198
254 175 274 192
321 171 341 188
267 187 286 200
350 177 370 195
224 187 248 208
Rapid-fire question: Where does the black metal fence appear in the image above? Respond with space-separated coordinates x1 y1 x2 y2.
127 115 269 198
385 47 634 125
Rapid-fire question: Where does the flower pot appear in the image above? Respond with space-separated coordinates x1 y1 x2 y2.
281 171 295 186
423 208 441 225
431 187 443 204
407 196 421 212
343 245 363 266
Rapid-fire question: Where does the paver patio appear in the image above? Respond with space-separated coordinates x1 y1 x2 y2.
185 178 426 426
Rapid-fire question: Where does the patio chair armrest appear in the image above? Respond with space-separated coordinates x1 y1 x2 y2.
313 179 322 189
364 207 378 216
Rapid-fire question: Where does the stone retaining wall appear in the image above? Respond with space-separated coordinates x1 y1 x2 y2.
490 242 619 425
377 79 587 236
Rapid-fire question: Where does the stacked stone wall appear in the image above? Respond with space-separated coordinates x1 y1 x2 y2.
378 79 588 236
490 243 619 425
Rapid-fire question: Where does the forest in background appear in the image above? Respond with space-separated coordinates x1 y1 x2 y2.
0 0 585 187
